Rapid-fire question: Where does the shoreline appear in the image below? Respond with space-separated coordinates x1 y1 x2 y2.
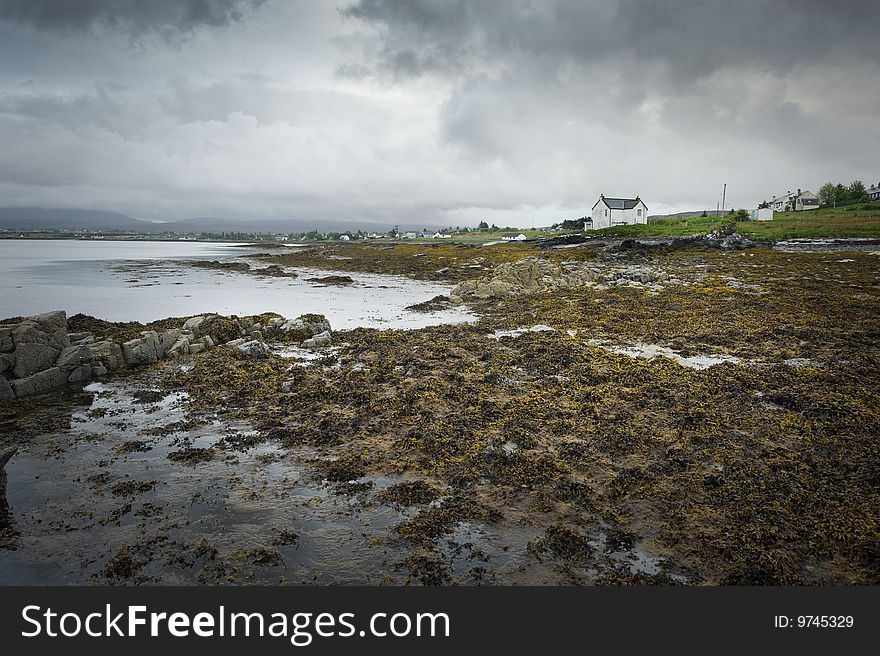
1 240 878 585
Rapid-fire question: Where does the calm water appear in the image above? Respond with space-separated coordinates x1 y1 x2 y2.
0 239 473 329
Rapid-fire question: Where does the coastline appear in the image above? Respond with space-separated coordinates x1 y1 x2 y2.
1 238 878 585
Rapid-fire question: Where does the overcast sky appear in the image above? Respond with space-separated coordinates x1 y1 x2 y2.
1 0 878 227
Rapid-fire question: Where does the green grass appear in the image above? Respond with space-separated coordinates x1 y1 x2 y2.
589 202 880 241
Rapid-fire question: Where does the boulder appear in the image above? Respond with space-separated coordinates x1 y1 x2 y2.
302 330 332 349
121 332 160 366
0 376 13 400
9 310 70 378
12 343 60 379
0 353 14 375
10 367 66 397
232 340 268 357
88 341 125 370
67 364 92 384
0 327 14 354
159 329 181 355
56 345 96 372
167 336 191 357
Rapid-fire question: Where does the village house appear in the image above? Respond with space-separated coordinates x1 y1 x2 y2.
501 233 527 241
589 195 648 230
769 189 819 212
867 182 880 202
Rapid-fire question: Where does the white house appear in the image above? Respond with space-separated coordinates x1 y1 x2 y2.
589 195 648 230
339 234 351 241
867 181 880 202
501 233 527 241
432 231 452 239
769 189 819 212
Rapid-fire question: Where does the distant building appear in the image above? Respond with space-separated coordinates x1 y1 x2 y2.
501 233 527 241
339 234 351 241
769 189 819 212
867 181 880 202
432 231 452 239
589 195 648 230
751 208 774 221
403 231 418 239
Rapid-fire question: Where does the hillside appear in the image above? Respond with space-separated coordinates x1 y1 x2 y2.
590 202 880 241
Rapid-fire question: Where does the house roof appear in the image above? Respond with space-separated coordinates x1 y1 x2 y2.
591 196 647 211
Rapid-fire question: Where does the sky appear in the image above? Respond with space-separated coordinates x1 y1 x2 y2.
0 0 878 228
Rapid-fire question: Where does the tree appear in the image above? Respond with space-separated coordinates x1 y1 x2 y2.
849 180 867 201
478 220 489 230
818 182 837 206
834 183 849 205
757 200 769 209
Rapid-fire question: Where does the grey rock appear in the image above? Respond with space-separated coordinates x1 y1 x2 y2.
10 366 66 396
67 364 92 383
0 327 12 354
92 364 108 378
189 343 204 354
56 345 96 372
233 340 268 357
13 343 60 379
0 353 14 375
159 329 181 355
0 376 13 400
302 330 332 349
122 332 160 366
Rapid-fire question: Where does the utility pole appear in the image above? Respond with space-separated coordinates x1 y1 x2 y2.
721 183 727 215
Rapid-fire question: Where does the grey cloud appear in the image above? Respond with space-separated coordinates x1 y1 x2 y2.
343 0 880 83
0 0 267 38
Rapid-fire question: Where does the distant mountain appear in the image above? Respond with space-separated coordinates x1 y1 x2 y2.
0 207 437 234
0 207 152 231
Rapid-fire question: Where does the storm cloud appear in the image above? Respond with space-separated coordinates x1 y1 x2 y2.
0 0 267 38
0 0 877 227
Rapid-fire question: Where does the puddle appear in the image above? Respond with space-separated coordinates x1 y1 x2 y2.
0 376 415 584
589 340 741 369
488 325 556 339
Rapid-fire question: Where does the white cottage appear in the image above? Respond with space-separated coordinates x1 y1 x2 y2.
501 233 527 241
589 195 648 230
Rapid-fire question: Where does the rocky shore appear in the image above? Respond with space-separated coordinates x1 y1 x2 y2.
0 310 331 399
1 239 878 585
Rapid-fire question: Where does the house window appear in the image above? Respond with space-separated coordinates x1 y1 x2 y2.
605 209 608 217
637 209 642 217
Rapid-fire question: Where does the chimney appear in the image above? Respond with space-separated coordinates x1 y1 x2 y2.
797 188 801 196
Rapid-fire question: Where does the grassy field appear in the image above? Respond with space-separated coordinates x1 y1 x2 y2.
587 202 880 241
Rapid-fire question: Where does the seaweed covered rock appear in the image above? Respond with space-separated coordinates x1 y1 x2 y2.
451 257 672 302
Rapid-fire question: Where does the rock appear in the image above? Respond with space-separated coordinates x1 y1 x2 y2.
0 327 12 354
6 311 69 379
281 380 294 392
182 315 209 331
89 341 125 370
233 340 268 357
302 330 332 349
189 343 204 354
92 364 108 378
167 336 191 357
122 332 160 366
56 345 96 372
0 353 14 375
67 364 92 383
10 367 66 397
159 329 181 357
0 376 13 400
12 343 61 379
